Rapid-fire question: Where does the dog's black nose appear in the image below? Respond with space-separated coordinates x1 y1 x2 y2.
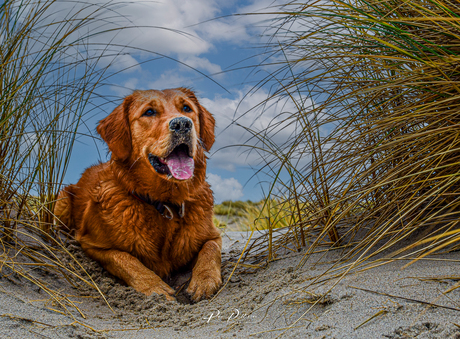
169 117 192 134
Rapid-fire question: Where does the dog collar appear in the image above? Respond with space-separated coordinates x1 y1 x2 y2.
130 191 185 220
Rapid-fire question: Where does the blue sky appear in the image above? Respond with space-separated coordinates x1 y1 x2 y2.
61 0 295 203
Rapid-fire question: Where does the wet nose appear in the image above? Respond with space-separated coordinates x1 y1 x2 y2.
169 117 193 134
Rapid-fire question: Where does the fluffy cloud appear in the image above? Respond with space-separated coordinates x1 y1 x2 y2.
110 78 139 97
37 0 272 75
148 70 195 90
178 56 222 75
201 88 313 171
207 173 243 203
108 54 142 73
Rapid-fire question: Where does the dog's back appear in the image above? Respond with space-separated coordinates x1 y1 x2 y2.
54 184 76 232
54 163 106 233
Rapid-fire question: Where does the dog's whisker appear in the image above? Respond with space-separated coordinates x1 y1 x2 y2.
129 156 141 171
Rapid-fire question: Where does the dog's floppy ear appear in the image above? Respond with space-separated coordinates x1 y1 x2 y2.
97 95 133 161
198 104 215 152
178 88 215 151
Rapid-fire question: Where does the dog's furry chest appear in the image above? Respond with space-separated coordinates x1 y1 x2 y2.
108 201 202 277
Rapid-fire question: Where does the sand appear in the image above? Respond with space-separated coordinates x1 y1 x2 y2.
1 230 460 338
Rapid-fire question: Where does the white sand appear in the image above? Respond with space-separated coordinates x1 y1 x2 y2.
1 231 460 338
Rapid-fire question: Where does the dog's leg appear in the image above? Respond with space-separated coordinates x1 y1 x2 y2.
84 247 176 300
187 238 222 301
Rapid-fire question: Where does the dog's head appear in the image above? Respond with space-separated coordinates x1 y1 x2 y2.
97 88 215 182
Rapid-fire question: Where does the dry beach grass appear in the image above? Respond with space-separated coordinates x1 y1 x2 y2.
238 0 460 280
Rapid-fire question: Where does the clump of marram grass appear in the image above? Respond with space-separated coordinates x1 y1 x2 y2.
218 2 460 332
239 0 460 275
214 201 249 217
214 200 257 231
213 215 227 228
214 199 310 232
0 0 178 317
0 0 124 316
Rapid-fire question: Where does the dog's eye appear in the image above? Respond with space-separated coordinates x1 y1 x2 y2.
183 105 192 113
143 109 156 117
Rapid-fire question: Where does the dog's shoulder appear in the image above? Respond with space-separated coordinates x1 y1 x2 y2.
70 161 118 221
75 161 114 194
78 161 109 184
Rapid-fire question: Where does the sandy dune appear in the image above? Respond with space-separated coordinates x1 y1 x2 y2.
1 231 460 338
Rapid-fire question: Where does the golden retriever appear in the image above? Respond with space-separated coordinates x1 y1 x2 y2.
54 88 221 301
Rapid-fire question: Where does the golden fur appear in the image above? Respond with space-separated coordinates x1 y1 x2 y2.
54 88 221 301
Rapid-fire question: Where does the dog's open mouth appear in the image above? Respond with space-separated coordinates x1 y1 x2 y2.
148 144 194 180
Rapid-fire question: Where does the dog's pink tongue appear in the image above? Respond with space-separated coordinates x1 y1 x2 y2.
164 149 194 180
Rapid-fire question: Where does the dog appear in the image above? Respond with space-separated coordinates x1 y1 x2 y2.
54 88 222 302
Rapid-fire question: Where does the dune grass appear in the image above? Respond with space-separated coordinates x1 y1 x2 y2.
0 0 170 316
237 0 460 275
214 199 311 232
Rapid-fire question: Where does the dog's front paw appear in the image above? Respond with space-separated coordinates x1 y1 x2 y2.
187 269 222 302
136 276 176 301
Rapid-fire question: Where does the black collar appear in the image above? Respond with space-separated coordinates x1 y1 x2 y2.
130 191 185 220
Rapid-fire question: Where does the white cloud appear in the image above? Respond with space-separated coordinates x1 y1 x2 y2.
178 56 222 75
108 54 141 73
207 173 243 203
24 0 299 80
36 0 268 75
148 70 195 89
200 88 314 171
110 78 139 97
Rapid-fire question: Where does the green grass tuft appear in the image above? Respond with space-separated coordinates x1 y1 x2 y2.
238 0 460 271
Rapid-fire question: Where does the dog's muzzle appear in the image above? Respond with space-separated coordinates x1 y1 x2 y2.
148 117 195 180
169 117 192 135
